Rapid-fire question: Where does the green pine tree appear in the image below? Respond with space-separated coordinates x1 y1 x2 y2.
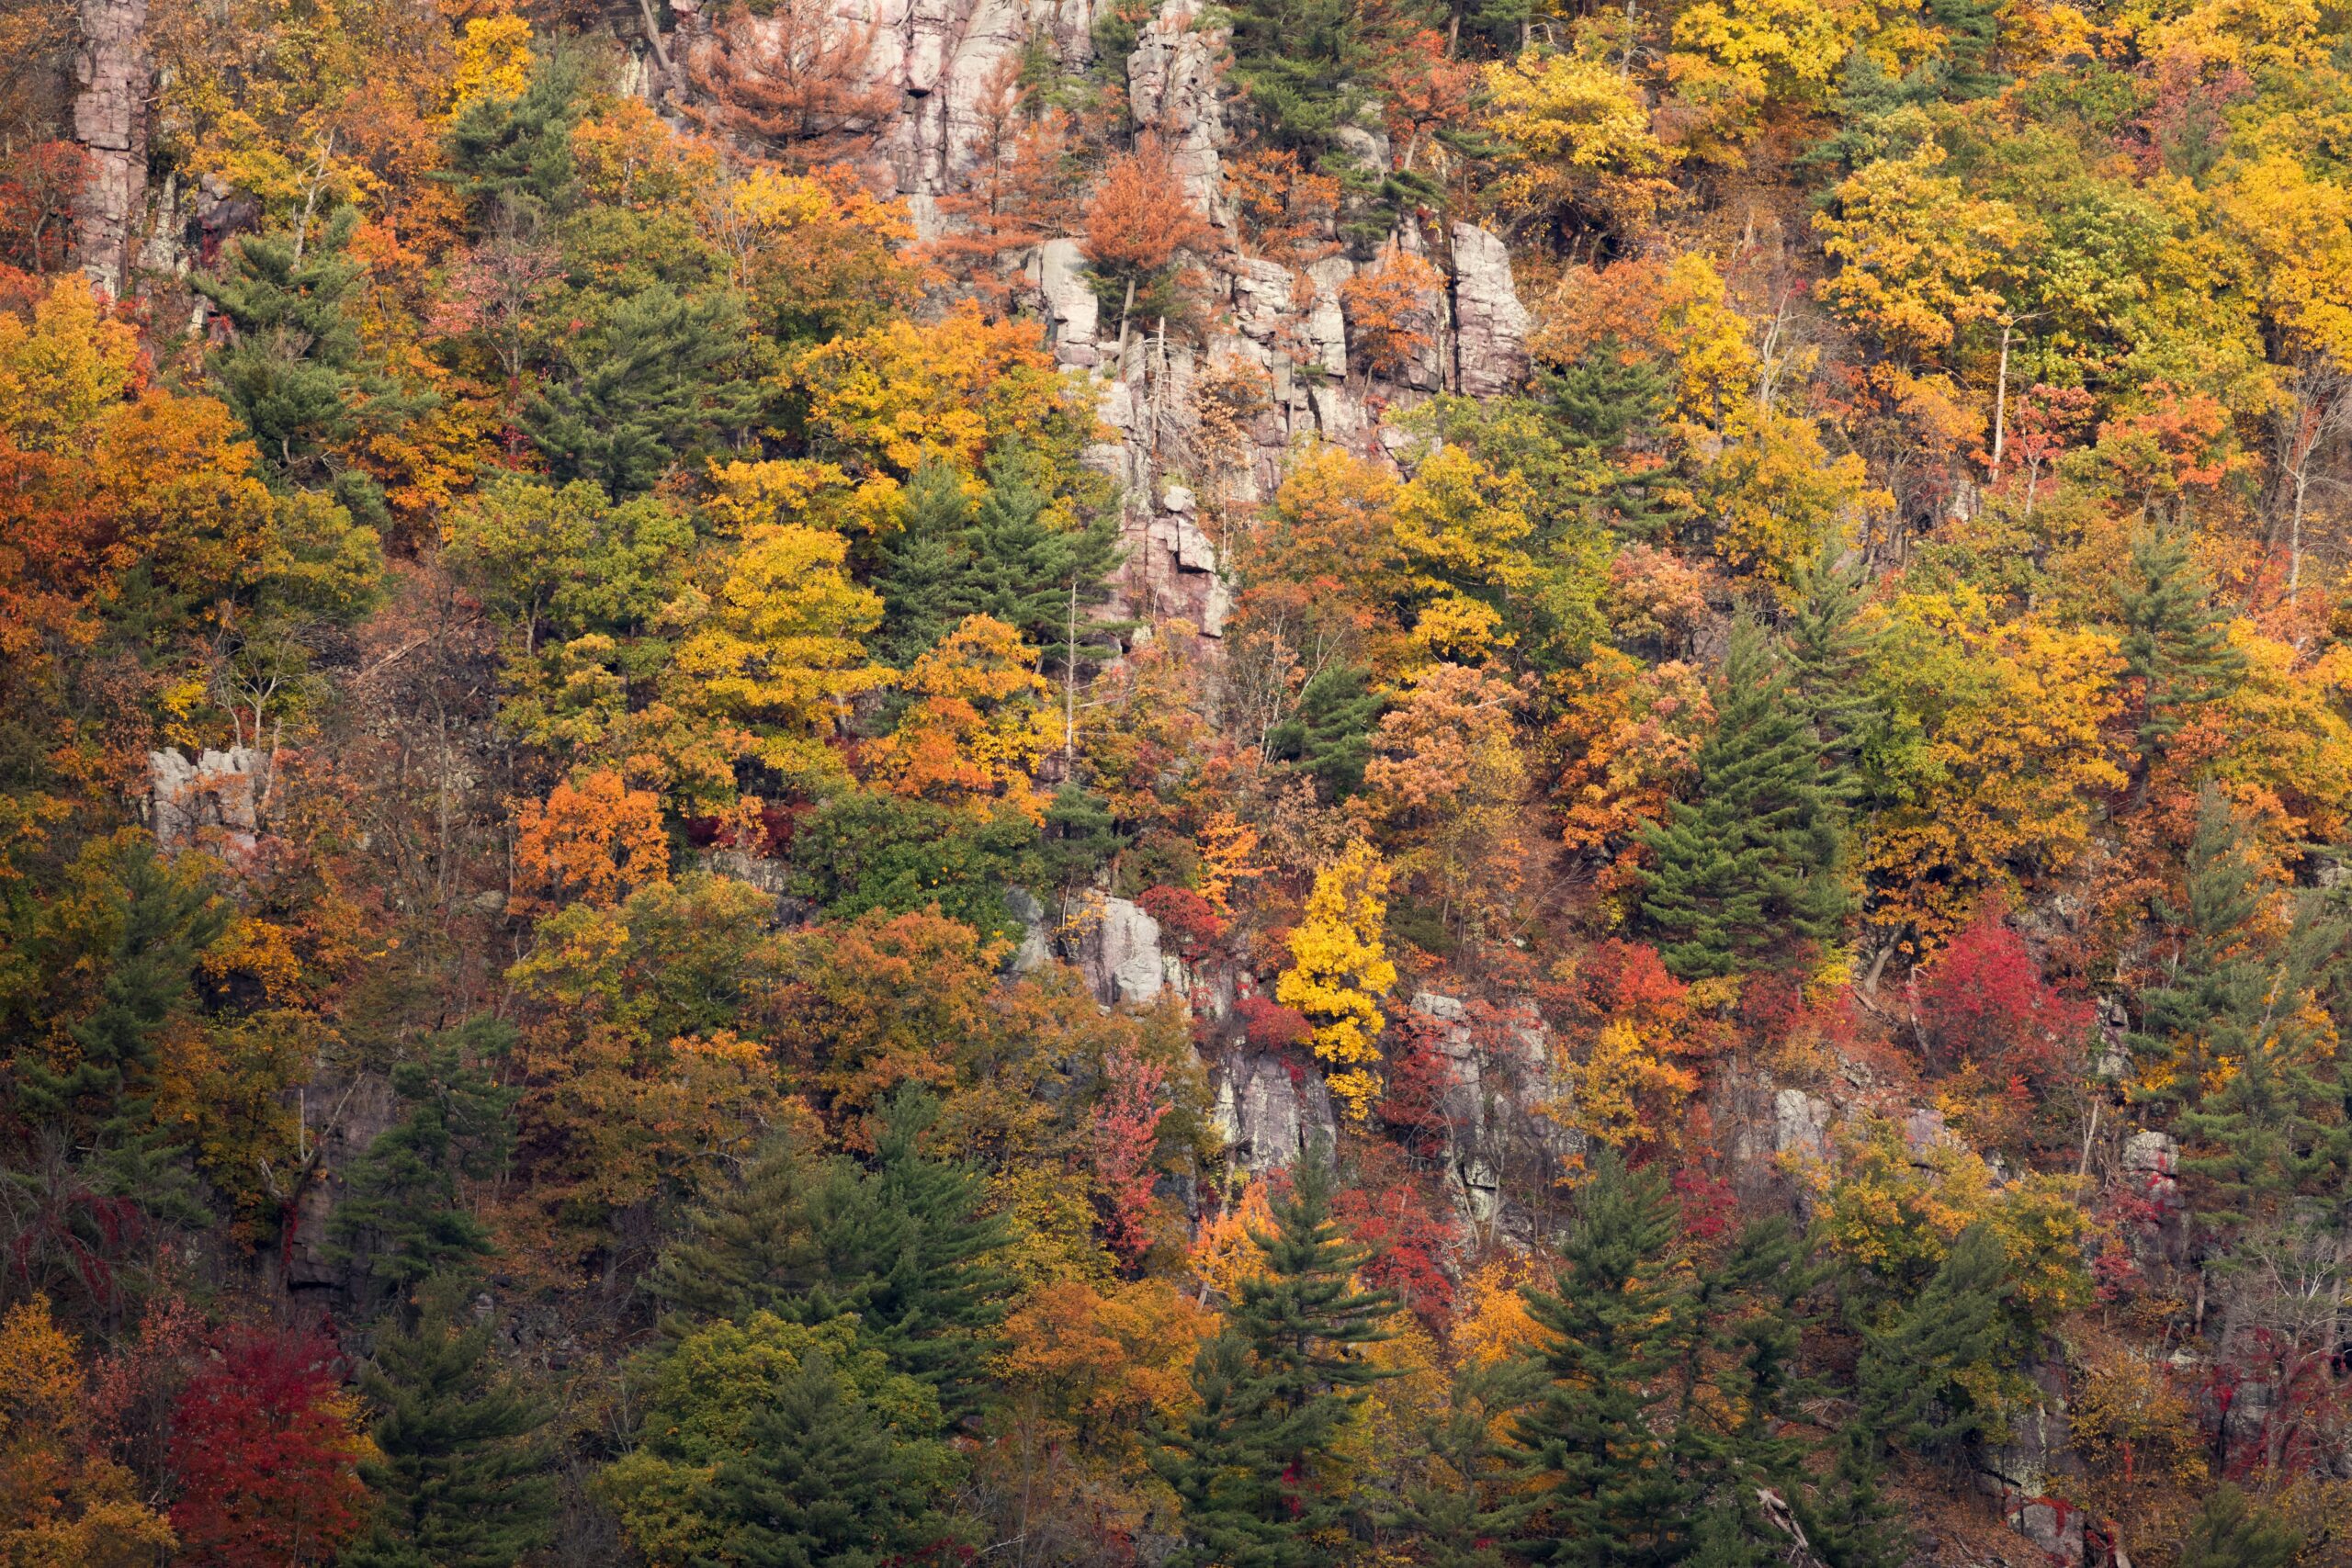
872 457 978 664
1393 1360 1541 1568
345 1279 556 1568
651 1092 1014 1421
1785 547 1886 781
1152 1146 1400 1568
198 206 431 521
952 453 1127 669
8 842 226 1230
446 48 585 220
645 1133 821 1329
2176 1484 2302 1568
1641 615 1849 978
2142 790 2349 1224
695 1349 953 1568
2117 529 2246 795
1267 664 1385 800
331 1025 515 1302
524 282 761 496
1508 1151 1695 1568
1038 782 1127 892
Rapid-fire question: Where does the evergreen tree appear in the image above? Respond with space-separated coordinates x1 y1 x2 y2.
1038 783 1127 892
2176 1484 2302 1568
2117 529 2245 793
871 457 978 664
1152 1146 1400 1568
1267 664 1385 800
345 1280 556 1568
1641 616 1848 978
446 48 585 219
8 842 225 1227
695 1350 953 1568
1508 1151 1695 1568
2141 790 2350 1223
1394 1360 1541 1568
197 206 429 522
952 454 1127 669
524 283 761 497
1784 547 1885 781
651 1093 1013 1421
644 1133 820 1329
330 1029 514 1302
1850 1224 2007 1465
1223 0 1374 161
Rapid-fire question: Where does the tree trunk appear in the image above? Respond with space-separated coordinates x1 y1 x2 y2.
72 0 151 299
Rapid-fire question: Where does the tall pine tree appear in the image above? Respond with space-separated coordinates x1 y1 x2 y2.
2116 529 2245 796
1508 1151 1695 1568
1641 615 1848 978
1152 1146 1400 1568
345 1279 556 1568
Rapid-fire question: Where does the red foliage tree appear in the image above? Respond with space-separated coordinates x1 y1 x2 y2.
1910 907 2094 1083
166 1325 368 1568
0 141 85 275
1137 884 1229 961
1333 1142 1455 1325
1375 1007 1453 1156
1090 1043 1171 1268
1236 992 1315 1051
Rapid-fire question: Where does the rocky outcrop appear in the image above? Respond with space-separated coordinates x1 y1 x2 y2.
72 0 151 296
1213 1050 1339 1173
149 746 271 854
1450 221 1531 397
1076 895 1170 1007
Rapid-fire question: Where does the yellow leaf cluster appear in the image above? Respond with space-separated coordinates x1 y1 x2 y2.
1276 840 1399 1120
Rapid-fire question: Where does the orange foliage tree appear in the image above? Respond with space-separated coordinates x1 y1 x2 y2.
513 769 670 912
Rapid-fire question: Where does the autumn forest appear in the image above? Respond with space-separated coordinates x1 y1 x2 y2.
2 0 2349 1560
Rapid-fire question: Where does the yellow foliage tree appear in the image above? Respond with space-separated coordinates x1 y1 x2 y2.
669 523 888 784
1657 253 1758 434
1815 142 2025 359
1701 411 1885 598
448 15 533 118
1481 48 1678 234
1276 840 1399 1120
863 615 1057 818
0 1295 177 1566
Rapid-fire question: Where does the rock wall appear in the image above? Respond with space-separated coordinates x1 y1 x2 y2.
71 0 151 297
655 0 1532 643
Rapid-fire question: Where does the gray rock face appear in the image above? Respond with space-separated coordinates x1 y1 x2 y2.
1450 222 1531 397
1214 1050 1338 1173
1404 991 1582 1238
1773 1088 1833 1163
72 0 151 296
1080 896 1167 1006
1125 0 1232 226
150 746 270 853
1003 886 1054 973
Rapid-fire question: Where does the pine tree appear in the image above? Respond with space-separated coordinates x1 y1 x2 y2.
695 1350 953 1568
1267 664 1385 800
1641 616 1848 979
2117 529 2245 793
1508 1151 1695 1568
1393 1360 1541 1568
524 283 761 497
446 48 585 220
641 1096 1012 1422
331 1026 515 1302
872 457 978 665
2141 790 2349 1224
345 1280 556 1568
644 1132 821 1329
1152 1146 1400 1568
197 206 430 522
11 842 226 1225
1784 547 1884 781
1850 1224 2007 1465
1038 782 1127 891
952 453 1127 668
2176 1484 2302 1568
